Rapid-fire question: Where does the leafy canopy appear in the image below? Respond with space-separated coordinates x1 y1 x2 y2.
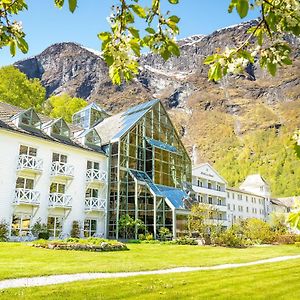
0 66 45 111
43 93 87 123
205 0 300 81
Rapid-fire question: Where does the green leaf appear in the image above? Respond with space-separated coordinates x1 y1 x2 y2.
17 37 28 54
54 0 64 8
228 0 237 13
128 27 140 39
68 0 77 13
267 62 277 76
168 15 180 23
204 54 218 65
167 40 180 57
130 40 141 57
168 0 179 4
97 32 111 41
145 27 155 34
160 48 171 61
109 66 122 85
239 50 254 64
236 0 249 19
130 4 146 18
9 40 16 57
208 62 222 81
282 57 292 65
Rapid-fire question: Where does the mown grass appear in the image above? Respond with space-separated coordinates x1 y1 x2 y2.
0 243 300 280
1 258 300 299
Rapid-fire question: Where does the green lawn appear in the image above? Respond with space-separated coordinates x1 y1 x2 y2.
1 258 300 299
0 243 300 280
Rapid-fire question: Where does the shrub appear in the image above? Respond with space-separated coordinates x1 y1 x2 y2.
214 229 251 248
31 218 49 240
158 227 172 241
70 221 81 238
127 239 141 244
274 234 296 244
32 238 128 252
295 242 300 247
173 236 198 245
243 218 274 244
146 233 153 241
0 220 9 242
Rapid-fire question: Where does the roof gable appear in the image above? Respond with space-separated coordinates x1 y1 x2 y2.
192 163 227 184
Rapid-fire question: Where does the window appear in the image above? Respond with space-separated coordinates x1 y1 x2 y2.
217 198 222 206
246 207 249 213
51 119 70 138
85 129 101 146
19 109 41 129
11 214 31 236
87 160 100 170
197 179 202 187
217 184 221 191
50 182 66 194
84 219 97 237
16 177 34 189
197 194 203 202
232 193 235 199
208 182 212 189
246 196 248 202
233 204 236 211
238 194 243 200
52 153 67 163
238 205 243 212
227 192 229 198
19 145 37 157
47 216 63 238
228 203 230 210
218 213 223 220
208 196 213 204
86 188 99 198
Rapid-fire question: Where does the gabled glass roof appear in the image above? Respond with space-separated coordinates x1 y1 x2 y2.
124 99 159 116
145 137 178 153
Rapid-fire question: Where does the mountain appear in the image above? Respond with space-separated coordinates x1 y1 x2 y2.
14 20 300 197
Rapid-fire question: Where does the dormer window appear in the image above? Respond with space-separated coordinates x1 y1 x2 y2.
51 119 70 138
12 108 41 130
85 129 101 146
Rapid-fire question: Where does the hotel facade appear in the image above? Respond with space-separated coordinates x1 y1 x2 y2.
0 99 292 240
0 100 193 240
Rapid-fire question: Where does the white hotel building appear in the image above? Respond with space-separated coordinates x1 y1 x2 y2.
0 102 108 239
192 164 273 227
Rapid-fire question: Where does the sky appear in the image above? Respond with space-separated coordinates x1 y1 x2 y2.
0 0 260 66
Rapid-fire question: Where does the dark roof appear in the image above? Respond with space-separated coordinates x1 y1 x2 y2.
0 101 105 155
95 99 159 145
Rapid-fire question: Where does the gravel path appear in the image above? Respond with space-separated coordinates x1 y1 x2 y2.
1 254 300 290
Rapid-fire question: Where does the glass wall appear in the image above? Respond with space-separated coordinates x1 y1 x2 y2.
108 102 192 238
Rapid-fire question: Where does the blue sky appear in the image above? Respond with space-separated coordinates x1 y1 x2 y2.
0 0 260 66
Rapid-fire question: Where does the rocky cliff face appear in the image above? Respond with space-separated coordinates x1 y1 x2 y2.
14 20 300 196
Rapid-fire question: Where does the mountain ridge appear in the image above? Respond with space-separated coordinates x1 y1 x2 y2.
13 20 300 197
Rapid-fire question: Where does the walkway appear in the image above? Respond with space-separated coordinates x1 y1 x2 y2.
1 254 300 290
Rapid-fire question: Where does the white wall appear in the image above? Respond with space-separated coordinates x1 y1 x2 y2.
0 128 108 238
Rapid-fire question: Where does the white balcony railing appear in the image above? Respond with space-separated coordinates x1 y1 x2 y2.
13 188 40 206
50 162 74 178
85 197 106 211
48 193 72 208
86 169 107 183
17 154 43 173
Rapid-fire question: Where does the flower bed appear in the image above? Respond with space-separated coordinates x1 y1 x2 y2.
31 238 128 252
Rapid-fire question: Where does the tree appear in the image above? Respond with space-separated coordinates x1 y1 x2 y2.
205 0 300 81
0 66 46 110
188 203 221 243
288 200 300 231
43 94 87 123
118 214 146 239
293 129 300 159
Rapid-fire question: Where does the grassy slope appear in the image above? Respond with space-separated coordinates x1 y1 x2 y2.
2 258 300 299
1 243 300 280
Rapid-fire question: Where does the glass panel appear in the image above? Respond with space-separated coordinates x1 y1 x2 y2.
16 177 25 189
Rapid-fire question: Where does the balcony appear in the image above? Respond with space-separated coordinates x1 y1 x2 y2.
193 185 226 198
17 154 43 175
84 197 106 212
48 193 72 209
86 169 107 186
50 162 74 180
13 188 40 206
